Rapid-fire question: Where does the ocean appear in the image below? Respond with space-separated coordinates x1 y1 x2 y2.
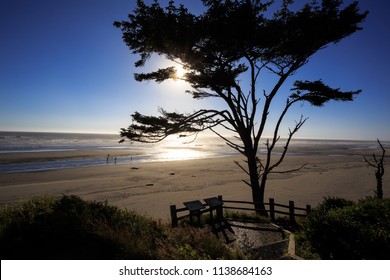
0 131 387 173
0 131 236 173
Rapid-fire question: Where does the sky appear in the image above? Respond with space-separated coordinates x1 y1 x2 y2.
0 0 389 141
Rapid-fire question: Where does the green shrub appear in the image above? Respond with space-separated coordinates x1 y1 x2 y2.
315 196 354 213
296 197 390 259
0 195 241 260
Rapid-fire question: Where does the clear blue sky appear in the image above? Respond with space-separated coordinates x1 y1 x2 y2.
0 0 389 140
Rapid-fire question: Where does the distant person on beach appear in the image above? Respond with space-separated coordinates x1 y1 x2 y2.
115 157 117 165
107 154 110 165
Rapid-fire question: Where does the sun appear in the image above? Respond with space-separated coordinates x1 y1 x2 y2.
174 64 186 79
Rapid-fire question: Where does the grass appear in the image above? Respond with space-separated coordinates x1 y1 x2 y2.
0 195 243 260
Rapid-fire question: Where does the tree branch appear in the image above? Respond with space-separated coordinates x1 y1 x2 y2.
268 115 308 173
363 139 386 169
269 163 308 174
234 160 250 176
120 108 231 143
210 127 245 154
255 61 302 148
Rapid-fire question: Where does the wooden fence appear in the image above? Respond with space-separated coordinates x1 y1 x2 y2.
170 195 311 227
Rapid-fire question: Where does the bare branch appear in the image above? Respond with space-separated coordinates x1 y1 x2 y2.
268 115 308 173
256 156 264 177
210 127 245 154
234 160 250 176
180 131 200 144
363 156 377 168
363 139 386 167
255 62 301 145
269 163 308 174
242 179 252 188
378 138 386 160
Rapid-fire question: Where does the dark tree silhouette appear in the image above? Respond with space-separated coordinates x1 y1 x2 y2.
114 0 367 214
364 139 386 199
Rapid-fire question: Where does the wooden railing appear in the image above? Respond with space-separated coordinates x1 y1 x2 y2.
170 195 311 226
221 196 311 223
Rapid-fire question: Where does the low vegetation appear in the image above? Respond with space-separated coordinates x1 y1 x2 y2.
0 195 242 260
296 197 390 259
3 194 389 260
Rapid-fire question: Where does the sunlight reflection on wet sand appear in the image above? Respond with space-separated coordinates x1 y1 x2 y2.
156 147 205 161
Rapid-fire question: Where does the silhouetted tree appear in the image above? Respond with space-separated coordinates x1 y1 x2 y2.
364 139 386 199
114 0 367 214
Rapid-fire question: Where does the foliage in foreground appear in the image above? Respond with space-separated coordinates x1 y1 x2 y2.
296 197 390 259
0 195 241 260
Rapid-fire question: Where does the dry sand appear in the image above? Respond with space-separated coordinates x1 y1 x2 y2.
0 150 389 221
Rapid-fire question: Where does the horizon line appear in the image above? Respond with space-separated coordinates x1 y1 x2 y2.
0 130 387 142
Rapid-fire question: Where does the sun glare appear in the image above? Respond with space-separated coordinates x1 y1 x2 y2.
175 64 186 79
156 135 203 161
161 148 201 161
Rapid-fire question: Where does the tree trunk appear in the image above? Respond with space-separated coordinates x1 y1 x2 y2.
376 170 383 199
247 152 267 216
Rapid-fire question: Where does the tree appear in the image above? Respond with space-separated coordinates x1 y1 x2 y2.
114 0 367 214
363 139 386 199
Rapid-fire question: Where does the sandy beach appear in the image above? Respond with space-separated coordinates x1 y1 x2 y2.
1 146 389 221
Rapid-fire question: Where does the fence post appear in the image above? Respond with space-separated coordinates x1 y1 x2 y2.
218 195 224 219
269 198 275 222
170 204 178 227
306 204 311 216
289 200 295 224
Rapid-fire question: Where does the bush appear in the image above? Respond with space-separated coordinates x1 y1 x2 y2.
296 197 390 259
315 196 354 213
0 195 241 260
